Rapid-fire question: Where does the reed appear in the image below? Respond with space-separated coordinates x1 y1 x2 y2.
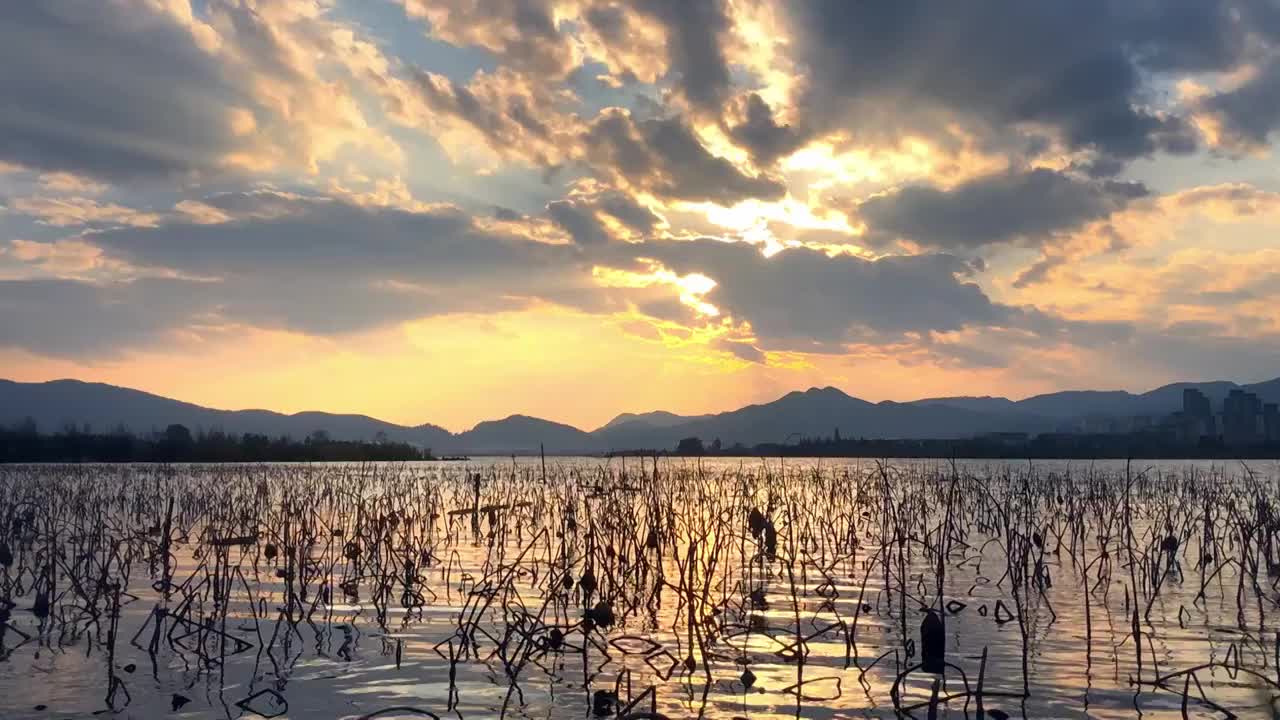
0 460 1277 717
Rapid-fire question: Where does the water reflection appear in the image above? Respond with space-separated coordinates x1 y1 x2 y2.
0 458 1278 719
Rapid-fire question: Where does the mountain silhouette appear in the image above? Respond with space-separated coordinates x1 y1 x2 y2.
3 376 1278 455
594 386 1055 450
919 380 1272 419
598 410 712 431
0 379 453 449
459 415 595 454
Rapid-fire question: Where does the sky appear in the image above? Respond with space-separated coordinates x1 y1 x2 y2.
3 0 1280 432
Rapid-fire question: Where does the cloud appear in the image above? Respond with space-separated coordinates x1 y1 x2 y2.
5 0 1280 394
37 172 110 196
397 0 735 113
0 0 398 183
0 192 632 354
0 2 250 180
857 169 1147 249
1199 56 1280 150
6 183 1272 394
1121 328 1280 384
399 0 576 78
714 338 766 364
0 192 607 352
728 93 805 166
548 199 613 245
400 67 576 167
7 196 163 228
5 238 107 275
547 188 661 244
0 187 1086 361
602 238 1011 348
584 111 785 203
0 278 205 356
779 1 1252 166
631 0 733 111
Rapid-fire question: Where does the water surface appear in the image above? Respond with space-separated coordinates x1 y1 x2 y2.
1 458 1278 719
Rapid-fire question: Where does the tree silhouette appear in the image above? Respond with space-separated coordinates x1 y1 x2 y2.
675 436 704 455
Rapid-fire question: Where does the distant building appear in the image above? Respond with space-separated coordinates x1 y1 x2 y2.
1223 389 1263 447
1183 388 1211 418
1265 403 1279 444
1177 388 1217 444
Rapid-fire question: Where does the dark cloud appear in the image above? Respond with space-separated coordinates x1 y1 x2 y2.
89 192 580 288
0 208 617 355
0 268 533 357
604 239 1010 348
548 199 612 245
547 190 660 244
728 94 805 166
1124 1 1248 71
584 111 785 204
0 192 679 355
0 189 1065 358
715 339 766 364
0 0 394 184
0 2 249 180
583 4 629 44
594 192 661 233
635 296 700 324
857 169 1147 249
915 309 1139 370
0 278 205 356
632 0 733 111
781 1 1250 164
1201 56 1280 149
584 112 654 178
5 181 1263 379
0 192 604 345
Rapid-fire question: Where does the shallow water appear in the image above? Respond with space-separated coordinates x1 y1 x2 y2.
1 458 1279 719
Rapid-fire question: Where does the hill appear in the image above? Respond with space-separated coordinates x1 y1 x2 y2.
4 375 1278 455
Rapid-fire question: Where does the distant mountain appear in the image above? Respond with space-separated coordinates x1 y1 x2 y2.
1245 377 1280 400
595 386 1055 450
4 376 1279 456
908 396 1020 414
1013 390 1143 419
0 379 598 454
459 415 598 454
0 379 453 448
913 380 1280 422
598 410 711 431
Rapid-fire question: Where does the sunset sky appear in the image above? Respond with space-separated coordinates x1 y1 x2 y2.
3 0 1280 431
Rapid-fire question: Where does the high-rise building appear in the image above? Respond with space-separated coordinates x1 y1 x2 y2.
1265 403 1279 444
1179 388 1216 443
1183 388 1211 418
1223 389 1263 447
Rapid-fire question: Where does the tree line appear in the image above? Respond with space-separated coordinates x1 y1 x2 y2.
663 431 1280 459
0 419 433 463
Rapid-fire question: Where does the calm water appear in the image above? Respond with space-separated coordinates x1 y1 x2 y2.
1 458 1279 719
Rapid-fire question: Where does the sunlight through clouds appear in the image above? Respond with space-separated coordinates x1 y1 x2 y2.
3 0 1280 425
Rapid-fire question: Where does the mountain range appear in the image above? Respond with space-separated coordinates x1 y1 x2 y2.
3 377 1279 455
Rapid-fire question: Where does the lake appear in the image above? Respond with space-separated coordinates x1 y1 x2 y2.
1 457 1279 719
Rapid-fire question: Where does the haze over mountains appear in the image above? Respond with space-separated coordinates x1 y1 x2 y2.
3 377 1279 455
